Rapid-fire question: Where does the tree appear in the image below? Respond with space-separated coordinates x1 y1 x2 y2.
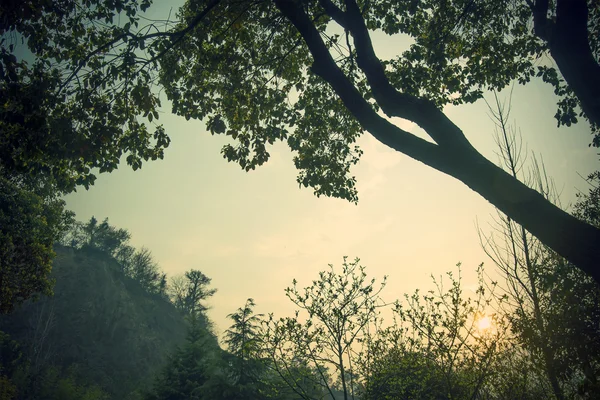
525 0 600 134
0 0 170 193
128 247 167 295
367 0 600 139
159 0 600 281
4 1 600 281
478 92 600 399
0 176 73 314
65 216 131 256
59 217 169 295
221 298 269 399
264 257 385 400
223 299 264 386
145 315 218 400
169 270 217 317
389 265 509 400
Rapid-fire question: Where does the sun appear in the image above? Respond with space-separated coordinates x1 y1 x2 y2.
477 315 493 332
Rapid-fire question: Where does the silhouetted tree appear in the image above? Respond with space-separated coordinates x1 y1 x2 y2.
63 217 130 257
223 298 265 397
145 316 218 400
2 0 600 280
169 270 217 317
480 92 600 398
128 247 166 296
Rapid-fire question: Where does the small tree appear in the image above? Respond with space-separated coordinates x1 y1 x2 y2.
222 298 267 399
169 270 217 317
128 247 167 295
264 257 386 400
390 265 508 400
480 93 600 399
145 316 217 400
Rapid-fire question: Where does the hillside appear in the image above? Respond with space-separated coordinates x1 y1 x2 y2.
0 245 215 399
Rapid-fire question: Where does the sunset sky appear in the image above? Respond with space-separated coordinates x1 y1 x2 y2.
64 4 598 335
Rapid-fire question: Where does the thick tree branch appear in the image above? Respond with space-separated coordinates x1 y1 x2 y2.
528 0 552 41
274 0 448 169
318 0 349 28
274 0 600 283
339 0 472 150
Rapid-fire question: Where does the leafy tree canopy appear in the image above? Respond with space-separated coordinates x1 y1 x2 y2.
1 0 168 193
2 0 600 278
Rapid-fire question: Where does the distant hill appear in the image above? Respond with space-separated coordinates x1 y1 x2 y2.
0 245 214 399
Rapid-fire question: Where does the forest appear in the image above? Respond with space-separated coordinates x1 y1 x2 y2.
1 176 599 399
1 0 600 399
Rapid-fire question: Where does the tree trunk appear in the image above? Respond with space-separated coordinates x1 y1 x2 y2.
444 147 600 283
536 0 600 128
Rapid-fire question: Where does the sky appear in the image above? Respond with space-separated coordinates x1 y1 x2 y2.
64 6 599 336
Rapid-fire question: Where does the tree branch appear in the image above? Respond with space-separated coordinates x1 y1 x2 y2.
275 0 600 283
339 0 472 150
547 0 600 129
529 0 552 41
59 0 221 94
274 0 448 169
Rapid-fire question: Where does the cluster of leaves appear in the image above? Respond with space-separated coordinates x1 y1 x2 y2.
364 0 599 136
158 0 364 201
368 0 540 105
1 0 168 193
0 176 73 314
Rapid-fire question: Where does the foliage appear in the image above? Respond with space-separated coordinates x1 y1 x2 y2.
0 330 110 400
366 0 599 135
126 247 167 296
0 0 169 193
574 171 600 227
61 217 167 296
60 217 130 256
223 298 265 392
2 0 600 276
0 177 73 314
264 257 385 399
386 265 508 399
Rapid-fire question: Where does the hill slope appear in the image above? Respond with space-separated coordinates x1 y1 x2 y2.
0 245 214 399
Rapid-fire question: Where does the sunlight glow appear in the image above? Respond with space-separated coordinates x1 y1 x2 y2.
477 315 492 332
